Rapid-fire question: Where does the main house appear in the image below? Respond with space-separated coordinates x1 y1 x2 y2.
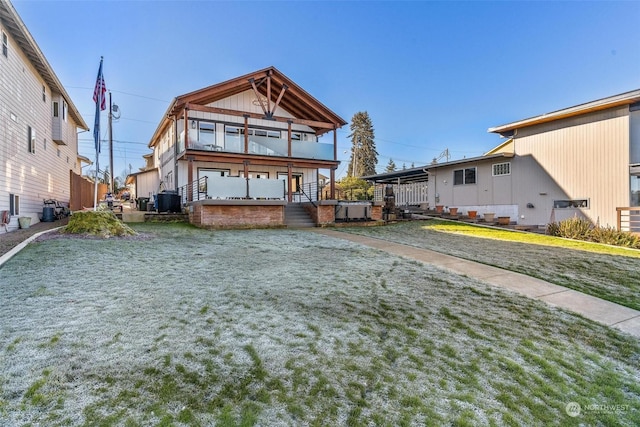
0 0 89 232
146 66 349 227
423 89 640 230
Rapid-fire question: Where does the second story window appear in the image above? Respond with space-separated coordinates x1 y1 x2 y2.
53 101 59 117
2 31 7 58
62 101 68 121
42 85 46 102
27 126 36 154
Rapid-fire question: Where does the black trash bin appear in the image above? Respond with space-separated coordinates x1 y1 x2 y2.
157 191 181 213
42 207 55 222
138 197 149 212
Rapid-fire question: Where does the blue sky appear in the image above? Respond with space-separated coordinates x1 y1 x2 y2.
12 0 640 179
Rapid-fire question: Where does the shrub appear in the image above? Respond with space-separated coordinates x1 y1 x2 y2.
589 226 640 249
546 216 592 240
547 217 640 249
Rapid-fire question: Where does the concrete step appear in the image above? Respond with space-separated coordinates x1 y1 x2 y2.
285 204 315 228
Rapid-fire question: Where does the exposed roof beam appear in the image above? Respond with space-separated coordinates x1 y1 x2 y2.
184 103 336 130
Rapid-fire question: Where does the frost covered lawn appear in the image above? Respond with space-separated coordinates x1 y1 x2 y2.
0 223 639 426
342 220 640 311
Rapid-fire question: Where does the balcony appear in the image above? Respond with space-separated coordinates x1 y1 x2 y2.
178 131 334 161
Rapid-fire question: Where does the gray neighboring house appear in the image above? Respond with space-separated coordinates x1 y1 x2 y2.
425 89 640 229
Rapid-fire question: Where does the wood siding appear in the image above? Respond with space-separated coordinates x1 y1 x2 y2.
512 107 630 227
0 23 83 221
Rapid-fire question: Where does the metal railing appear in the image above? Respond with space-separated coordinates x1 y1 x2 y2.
616 207 640 233
178 176 208 205
298 182 318 207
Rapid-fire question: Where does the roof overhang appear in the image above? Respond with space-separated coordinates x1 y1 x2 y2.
424 153 515 172
488 89 640 135
362 166 430 184
77 154 92 165
147 66 347 148
0 0 88 130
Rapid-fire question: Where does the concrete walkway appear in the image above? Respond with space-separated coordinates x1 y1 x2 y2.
312 228 640 338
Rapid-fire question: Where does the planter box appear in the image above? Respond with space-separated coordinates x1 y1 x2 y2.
467 210 477 219
484 213 495 222
449 207 458 216
19 217 31 229
435 205 444 213
497 216 511 225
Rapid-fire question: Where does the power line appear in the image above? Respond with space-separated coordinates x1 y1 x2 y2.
65 86 171 104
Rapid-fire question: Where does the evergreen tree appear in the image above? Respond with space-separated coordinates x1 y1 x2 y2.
385 158 397 173
347 111 377 177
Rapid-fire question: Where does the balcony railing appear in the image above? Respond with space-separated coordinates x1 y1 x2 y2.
179 175 286 203
178 131 334 161
616 207 640 233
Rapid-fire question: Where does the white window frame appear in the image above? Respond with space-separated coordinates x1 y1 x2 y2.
27 126 36 154
492 162 511 176
2 31 7 58
10 194 19 216
554 199 590 209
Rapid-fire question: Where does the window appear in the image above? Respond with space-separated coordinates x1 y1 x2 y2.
9 194 19 216
27 126 36 154
42 85 46 102
554 199 589 209
10 112 17 122
453 167 476 185
2 31 7 57
53 102 59 117
62 101 68 121
43 138 47 151
492 162 511 176
198 122 215 143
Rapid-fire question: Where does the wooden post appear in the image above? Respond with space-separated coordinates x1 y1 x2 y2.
287 163 293 203
244 160 250 199
287 120 292 157
244 115 249 154
184 107 189 150
187 156 194 202
330 167 336 200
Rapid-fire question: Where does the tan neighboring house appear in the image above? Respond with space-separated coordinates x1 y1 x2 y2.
124 153 160 202
145 66 348 228
0 0 88 232
424 89 640 229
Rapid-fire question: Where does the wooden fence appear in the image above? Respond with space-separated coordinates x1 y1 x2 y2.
69 171 107 211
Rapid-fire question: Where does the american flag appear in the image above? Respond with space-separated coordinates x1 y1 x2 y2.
93 58 106 152
93 59 106 110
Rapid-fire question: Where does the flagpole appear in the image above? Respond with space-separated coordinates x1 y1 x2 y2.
93 56 106 210
109 91 114 194
93 149 100 210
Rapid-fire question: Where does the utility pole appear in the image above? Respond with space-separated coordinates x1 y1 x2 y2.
108 91 114 194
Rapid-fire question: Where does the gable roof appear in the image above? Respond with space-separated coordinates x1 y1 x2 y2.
0 0 88 130
170 66 346 130
488 89 640 136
